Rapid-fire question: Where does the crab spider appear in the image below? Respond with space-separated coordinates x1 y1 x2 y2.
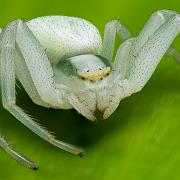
0 10 179 170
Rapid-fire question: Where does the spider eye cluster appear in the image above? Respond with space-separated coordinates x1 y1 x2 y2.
77 67 111 82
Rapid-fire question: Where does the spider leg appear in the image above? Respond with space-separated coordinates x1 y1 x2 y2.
103 38 135 119
129 10 174 54
166 46 180 64
112 10 180 79
103 10 180 119
101 20 131 61
0 20 84 160
68 94 96 121
124 10 180 95
112 38 135 79
0 132 38 170
129 10 180 66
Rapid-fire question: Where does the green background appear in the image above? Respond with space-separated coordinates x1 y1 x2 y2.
0 0 180 179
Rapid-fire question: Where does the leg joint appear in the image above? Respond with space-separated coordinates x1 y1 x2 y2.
2 101 15 110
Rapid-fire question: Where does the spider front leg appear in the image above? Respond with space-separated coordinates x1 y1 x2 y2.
124 10 180 95
101 20 131 61
0 20 85 168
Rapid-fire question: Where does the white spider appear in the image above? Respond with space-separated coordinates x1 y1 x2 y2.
0 10 179 170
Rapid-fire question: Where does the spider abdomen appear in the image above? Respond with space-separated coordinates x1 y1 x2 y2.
27 16 102 64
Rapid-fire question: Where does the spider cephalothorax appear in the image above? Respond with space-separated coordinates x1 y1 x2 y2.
53 54 112 84
0 10 179 170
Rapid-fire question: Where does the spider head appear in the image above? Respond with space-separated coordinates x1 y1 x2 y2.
53 54 112 93
72 54 112 83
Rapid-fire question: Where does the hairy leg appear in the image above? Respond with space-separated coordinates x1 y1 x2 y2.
112 38 134 79
125 10 180 94
101 20 131 62
104 10 180 118
0 20 84 165
68 94 96 121
103 39 135 119
112 10 180 80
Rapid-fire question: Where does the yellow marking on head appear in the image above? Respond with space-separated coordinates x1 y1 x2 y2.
80 73 89 80
77 67 111 82
103 67 111 77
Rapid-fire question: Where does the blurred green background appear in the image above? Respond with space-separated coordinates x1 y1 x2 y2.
0 0 180 179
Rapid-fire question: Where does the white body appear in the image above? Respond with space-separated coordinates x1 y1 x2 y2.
14 16 127 113
27 16 102 64
15 16 104 110
0 10 179 169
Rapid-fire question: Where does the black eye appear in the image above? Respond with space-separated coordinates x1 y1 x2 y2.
87 70 89 72
81 77 85 80
99 68 102 70
100 78 103 80
107 73 109 75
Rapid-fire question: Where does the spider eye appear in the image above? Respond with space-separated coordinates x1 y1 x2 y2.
99 68 102 70
81 77 85 80
106 73 109 76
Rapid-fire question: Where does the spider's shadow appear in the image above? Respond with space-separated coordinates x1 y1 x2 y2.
14 84 134 148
